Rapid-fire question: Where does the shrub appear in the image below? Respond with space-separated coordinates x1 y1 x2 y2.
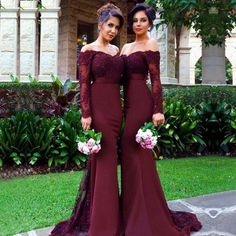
163 85 236 107
0 109 85 168
194 101 232 154
155 101 205 156
0 80 79 115
1 84 236 168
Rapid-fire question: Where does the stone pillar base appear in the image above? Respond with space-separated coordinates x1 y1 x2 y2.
0 76 12 82
38 75 53 82
232 68 236 85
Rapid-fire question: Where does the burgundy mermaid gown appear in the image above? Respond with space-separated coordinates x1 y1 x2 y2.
121 50 202 236
51 50 124 236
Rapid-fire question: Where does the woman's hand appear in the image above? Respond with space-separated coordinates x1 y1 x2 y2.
152 113 165 127
81 117 92 130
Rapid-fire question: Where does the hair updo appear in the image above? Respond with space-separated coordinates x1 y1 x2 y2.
97 3 124 30
128 3 156 30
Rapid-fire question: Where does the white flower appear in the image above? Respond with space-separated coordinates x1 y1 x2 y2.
136 125 158 150
82 145 90 155
87 138 96 147
77 141 85 152
145 129 152 137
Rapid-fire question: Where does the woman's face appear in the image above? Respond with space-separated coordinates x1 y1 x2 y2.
132 10 150 35
99 16 120 42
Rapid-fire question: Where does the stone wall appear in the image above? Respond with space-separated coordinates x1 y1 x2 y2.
58 0 127 80
3 1 235 84
0 0 127 81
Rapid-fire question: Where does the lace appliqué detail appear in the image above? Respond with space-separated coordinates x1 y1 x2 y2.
78 51 95 118
170 210 202 232
145 51 163 114
50 160 91 236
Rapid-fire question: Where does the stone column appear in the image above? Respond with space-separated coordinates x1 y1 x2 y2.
151 15 177 84
20 0 38 81
202 43 226 84
0 0 19 81
178 27 192 84
232 67 236 86
39 0 61 81
179 47 192 85
58 0 77 80
225 29 236 85
189 29 202 84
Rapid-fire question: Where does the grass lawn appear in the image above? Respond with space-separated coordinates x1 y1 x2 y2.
1 156 236 235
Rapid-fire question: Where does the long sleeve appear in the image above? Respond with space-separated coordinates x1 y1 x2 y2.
78 51 94 118
145 51 163 114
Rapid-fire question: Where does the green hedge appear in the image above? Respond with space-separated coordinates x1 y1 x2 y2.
0 80 79 116
163 85 236 106
0 82 52 89
0 101 235 168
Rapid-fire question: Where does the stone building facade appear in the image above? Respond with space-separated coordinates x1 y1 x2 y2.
0 0 235 84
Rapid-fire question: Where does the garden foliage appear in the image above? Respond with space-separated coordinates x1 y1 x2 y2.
0 84 235 168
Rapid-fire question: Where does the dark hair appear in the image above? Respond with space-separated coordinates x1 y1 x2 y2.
97 3 124 30
128 3 156 30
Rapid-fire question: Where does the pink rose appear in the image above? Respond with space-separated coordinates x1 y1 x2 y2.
91 144 101 154
87 138 96 148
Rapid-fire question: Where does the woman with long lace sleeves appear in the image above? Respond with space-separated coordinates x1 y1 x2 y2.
146 50 163 114
50 3 124 236
78 52 93 119
120 3 202 236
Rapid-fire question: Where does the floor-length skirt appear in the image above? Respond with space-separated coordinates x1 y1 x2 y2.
121 80 202 236
51 84 123 236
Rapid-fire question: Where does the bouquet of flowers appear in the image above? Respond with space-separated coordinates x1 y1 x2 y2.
136 122 159 149
77 129 102 155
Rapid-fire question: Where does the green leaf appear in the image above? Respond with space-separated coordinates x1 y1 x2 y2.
48 157 53 167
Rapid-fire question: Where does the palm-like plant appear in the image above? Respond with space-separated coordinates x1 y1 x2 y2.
221 107 236 153
195 101 232 154
156 101 205 156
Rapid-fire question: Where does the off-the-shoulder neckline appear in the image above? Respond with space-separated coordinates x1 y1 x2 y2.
122 50 160 57
80 50 119 57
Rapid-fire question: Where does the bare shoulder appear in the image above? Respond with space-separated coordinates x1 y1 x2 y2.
121 43 133 55
146 38 160 52
80 43 95 53
110 44 120 54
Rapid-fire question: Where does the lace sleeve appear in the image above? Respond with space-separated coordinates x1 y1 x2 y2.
78 51 94 118
145 51 163 114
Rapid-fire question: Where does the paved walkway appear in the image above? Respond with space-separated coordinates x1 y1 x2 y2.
15 190 236 236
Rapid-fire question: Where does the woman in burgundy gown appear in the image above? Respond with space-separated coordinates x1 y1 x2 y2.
50 3 124 236
120 3 202 236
